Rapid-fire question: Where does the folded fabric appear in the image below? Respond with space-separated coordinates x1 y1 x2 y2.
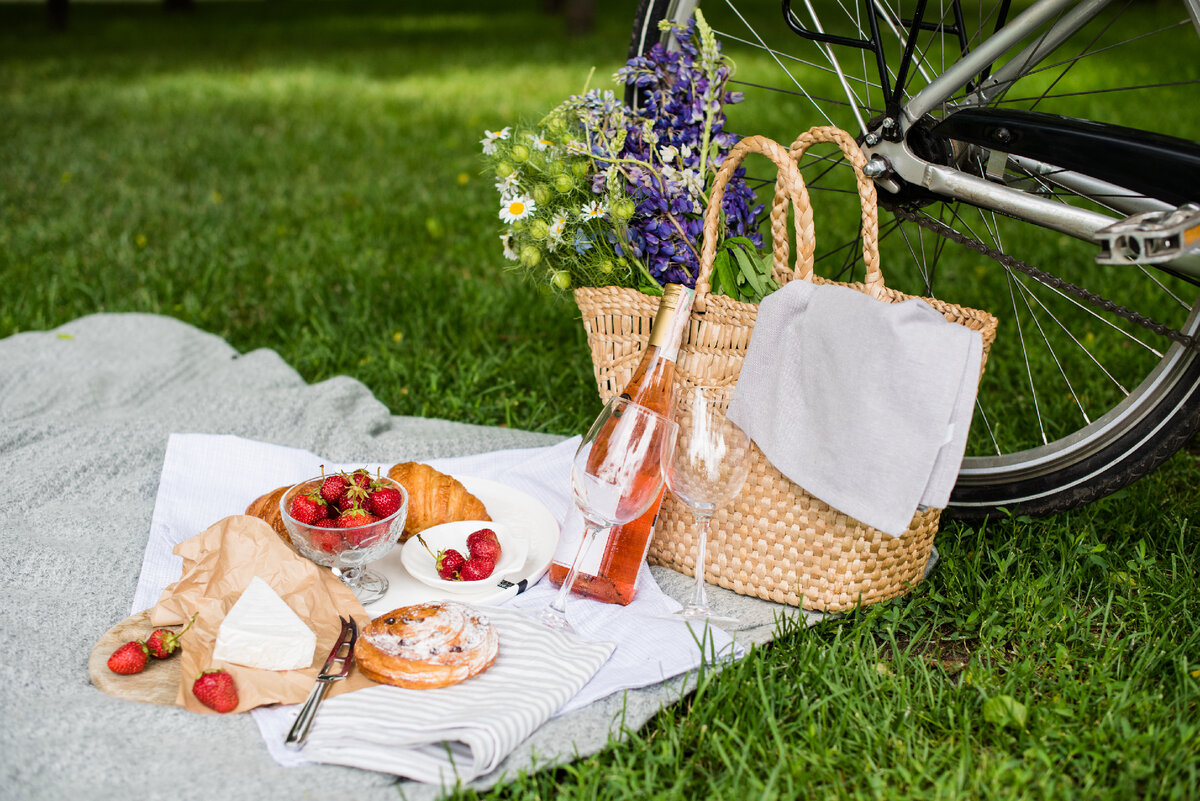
726 280 983 536
135 432 742 777
279 606 615 786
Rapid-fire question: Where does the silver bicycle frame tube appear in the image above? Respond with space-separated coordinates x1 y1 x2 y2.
879 0 1200 277
903 0 1101 126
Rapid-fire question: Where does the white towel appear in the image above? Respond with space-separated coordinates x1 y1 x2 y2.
726 280 983 536
276 607 614 786
135 432 742 781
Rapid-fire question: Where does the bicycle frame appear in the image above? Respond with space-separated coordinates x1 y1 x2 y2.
784 0 1200 277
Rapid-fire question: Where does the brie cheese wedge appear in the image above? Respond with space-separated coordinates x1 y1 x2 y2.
212 576 317 671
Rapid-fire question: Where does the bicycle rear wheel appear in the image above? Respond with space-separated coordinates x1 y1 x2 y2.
629 0 1200 518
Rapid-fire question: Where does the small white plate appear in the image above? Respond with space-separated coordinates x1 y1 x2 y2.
400 520 529 593
368 476 560 608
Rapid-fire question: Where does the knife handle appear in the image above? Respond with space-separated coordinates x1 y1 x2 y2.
284 679 331 749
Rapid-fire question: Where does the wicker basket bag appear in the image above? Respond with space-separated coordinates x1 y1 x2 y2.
574 127 997 612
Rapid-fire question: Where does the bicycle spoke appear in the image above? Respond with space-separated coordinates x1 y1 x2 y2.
715 30 883 92
973 397 1003 456
1138 265 1190 311
728 78 866 111
993 79 1200 104
1028 0 1132 111
720 0 838 127
1006 270 1049 445
1011 273 1096 423
1013 272 1132 396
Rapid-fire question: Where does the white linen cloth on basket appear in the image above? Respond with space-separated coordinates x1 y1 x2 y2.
727 279 983 537
134 432 741 785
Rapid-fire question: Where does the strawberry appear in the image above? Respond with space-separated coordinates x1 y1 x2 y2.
343 524 385 549
436 548 466 580
192 669 238 713
107 641 149 674
336 482 370 512
338 505 381 548
288 489 327 524
467 527 499 549
310 528 345 554
368 486 403 519
459 557 496 582
337 505 378 529
467 528 502 563
319 472 351 505
349 468 373 491
146 613 197 659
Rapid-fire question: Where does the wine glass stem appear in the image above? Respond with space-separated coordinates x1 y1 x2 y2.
689 513 713 610
339 565 362 588
548 523 601 618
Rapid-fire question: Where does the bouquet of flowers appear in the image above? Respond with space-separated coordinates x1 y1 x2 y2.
481 11 772 300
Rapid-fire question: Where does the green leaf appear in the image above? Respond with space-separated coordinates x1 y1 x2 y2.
982 695 1028 729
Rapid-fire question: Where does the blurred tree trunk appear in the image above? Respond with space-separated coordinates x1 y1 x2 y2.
47 0 68 31
541 0 595 36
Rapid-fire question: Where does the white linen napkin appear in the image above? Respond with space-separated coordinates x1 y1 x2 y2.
135 432 742 778
283 606 614 786
726 280 983 536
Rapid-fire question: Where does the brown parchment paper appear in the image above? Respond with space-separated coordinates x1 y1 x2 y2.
151 515 378 714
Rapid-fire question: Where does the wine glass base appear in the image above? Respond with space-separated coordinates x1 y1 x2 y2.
335 568 389 605
661 604 738 629
536 606 577 635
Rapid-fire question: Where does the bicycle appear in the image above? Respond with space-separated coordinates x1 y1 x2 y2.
628 0 1200 519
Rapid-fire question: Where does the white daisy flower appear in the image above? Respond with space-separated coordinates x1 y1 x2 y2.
480 127 512 155
499 195 536 224
580 200 606 221
528 131 554 151
500 233 519 261
545 214 567 252
494 171 521 194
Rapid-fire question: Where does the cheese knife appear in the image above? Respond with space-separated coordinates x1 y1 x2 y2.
284 615 357 750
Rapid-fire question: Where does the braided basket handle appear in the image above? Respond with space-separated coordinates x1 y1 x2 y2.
779 126 886 299
695 135 814 312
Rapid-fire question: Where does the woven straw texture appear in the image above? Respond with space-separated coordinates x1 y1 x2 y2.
574 128 997 611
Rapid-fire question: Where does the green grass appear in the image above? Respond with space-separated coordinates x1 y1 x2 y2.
2 2 1197 798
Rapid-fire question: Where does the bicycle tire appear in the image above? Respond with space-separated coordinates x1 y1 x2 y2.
626 0 1200 519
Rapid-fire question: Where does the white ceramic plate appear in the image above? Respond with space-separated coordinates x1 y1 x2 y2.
400 520 529 593
367 476 560 609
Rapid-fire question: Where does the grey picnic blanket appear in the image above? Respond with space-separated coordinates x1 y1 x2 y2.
0 313 823 801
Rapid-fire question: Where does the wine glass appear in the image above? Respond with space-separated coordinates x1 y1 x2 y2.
661 385 751 627
539 396 678 633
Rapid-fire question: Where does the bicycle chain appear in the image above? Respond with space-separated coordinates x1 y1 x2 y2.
890 205 1199 350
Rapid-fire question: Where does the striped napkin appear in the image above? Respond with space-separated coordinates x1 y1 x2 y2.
279 606 614 785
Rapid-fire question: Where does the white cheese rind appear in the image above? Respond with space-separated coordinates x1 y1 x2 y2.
212 576 317 671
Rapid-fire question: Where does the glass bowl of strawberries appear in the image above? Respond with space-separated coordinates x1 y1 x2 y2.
279 468 409 604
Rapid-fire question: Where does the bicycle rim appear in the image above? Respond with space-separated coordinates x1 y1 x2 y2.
629 0 1200 517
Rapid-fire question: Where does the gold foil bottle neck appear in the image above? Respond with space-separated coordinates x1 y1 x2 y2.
647 284 695 351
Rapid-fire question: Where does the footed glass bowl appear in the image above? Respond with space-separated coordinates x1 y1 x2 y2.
279 475 409 604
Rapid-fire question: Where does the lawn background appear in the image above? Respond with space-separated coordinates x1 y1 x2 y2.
2 1 1197 798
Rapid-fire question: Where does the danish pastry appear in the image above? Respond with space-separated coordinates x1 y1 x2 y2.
387 462 490 541
354 601 498 689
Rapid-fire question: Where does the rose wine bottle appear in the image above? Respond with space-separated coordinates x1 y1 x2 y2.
549 283 694 604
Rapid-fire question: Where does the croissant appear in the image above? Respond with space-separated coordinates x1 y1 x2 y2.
387 462 490 541
244 485 291 544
